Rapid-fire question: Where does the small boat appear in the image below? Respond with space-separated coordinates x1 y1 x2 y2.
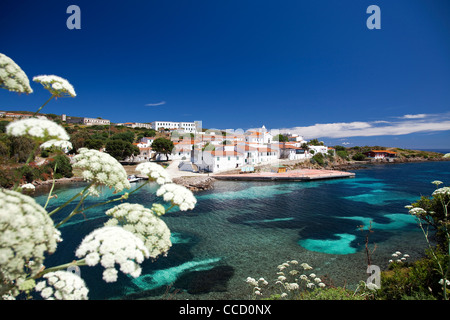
127 175 139 183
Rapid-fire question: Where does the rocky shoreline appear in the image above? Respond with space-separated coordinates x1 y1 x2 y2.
25 157 449 192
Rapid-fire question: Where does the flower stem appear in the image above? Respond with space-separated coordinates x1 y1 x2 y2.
48 182 93 217
43 162 58 209
55 191 89 228
12 143 39 192
32 259 86 279
33 94 55 116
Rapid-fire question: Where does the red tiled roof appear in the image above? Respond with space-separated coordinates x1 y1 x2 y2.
369 150 397 154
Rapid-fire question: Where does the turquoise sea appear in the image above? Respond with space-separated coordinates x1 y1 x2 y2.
34 161 450 300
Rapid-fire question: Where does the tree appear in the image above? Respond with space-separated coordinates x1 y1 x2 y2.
352 153 366 161
274 134 288 142
308 139 324 146
70 131 91 152
301 143 310 154
9 136 36 163
110 131 135 144
105 139 139 161
84 138 104 150
47 154 73 179
151 137 174 161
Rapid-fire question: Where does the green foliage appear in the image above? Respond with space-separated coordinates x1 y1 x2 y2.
151 137 174 160
69 131 91 152
334 145 346 151
311 153 325 166
0 121 10 133
378 251 447 300
273 134 289 142
9 136 36 163
308 139 324 146
40 149 49 158
47 155 73 179
297 287 367 300
84 138 104 150
411 194 450 251
352 152 366 161
110 131 135 144
105 139 139 161
336 150 349 160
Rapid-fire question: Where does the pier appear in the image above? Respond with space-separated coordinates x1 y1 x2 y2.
213 169 355 182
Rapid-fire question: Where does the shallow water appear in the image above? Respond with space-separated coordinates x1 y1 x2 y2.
34 161 450 299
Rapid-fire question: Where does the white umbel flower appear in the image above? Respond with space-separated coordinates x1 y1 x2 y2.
104 203 172 259
135 162 172 185
0 189 60 296
0 53 33 94
72 148 131 194
6 118 70 142
20 183 35 190
156 183 197 211
35 271 89 300
33 75 76 97
40 139 73 151
432 187 450 197
409 207 427 216
75 226 150 282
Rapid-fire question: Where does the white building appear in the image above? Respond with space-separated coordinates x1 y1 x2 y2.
279 143 308 160
66 116 110 126
116 122 152 129
308 145 328 155
151 121 197 133
192 149 245 173
244 125 273 145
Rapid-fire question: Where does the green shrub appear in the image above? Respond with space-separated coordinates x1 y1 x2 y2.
298 287 367 300
378 251 447 300
352 153 366 161
312 153 325 166
47 155 73 178
40 149 49 158
336 150 348 160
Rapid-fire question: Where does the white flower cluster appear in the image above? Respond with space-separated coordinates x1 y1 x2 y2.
245 277 268 296
135 162 172 185
40 139 73 151
432 187 450 197
72 148 131 194
75 226 149 283
20 183 35 191
0 53 33 94
33 75 76 97
389 251 410 264
35 271 89 300
0 189 61 296
6 118 70 142
439 278 450 287
408 207 427 216
104 203 172 259
247 260 325 299
156 183 197 211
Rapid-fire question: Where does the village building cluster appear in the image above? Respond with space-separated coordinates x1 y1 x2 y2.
1 111 397 173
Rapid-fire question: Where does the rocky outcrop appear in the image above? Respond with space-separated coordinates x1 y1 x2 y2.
173 176 215 191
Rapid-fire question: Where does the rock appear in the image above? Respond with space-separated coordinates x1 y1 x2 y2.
173 176 215 191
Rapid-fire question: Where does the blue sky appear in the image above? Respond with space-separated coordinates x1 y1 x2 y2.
1 0 449 149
